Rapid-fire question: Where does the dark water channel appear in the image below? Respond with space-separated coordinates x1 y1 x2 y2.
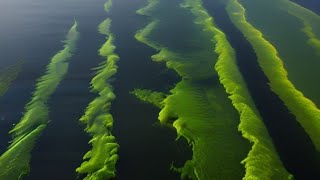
25 4 107 179
110 0 191 179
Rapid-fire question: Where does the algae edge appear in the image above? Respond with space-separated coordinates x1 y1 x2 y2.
131 89 166 108
0 21 79 180
75 2 119 179
134 0 291 179
184 0 292 179
226 0 320 151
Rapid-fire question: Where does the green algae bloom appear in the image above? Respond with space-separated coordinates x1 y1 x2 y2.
133 0 291 179
76 2 119 179
0 21 79 180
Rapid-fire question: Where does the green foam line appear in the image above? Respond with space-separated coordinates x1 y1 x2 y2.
0 21 79 179
0 60 23 96
75 4 119 179
226 0 320 151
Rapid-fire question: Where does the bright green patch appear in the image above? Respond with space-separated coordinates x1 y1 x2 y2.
134 0 291 179
76 2 119 179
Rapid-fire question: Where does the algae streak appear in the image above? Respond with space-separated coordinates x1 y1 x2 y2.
0 21 79 180
76 2 119 179
226 0 320 151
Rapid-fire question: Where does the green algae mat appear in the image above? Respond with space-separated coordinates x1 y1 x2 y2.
0 0 319 179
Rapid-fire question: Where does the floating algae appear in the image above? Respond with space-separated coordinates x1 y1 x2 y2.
131 89 166 108
0 60 23 97
104 0 113 13
134 0 291 179
184 1 292 179
233 0 320 108
226 0 320 151
76 1 119 179
0 21 79 179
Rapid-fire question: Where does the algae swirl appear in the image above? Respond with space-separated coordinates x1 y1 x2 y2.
76 1 119 179
134 0 291 179
0 21 79 179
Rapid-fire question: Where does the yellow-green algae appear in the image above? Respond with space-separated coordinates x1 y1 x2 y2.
135 0 291 179
184 0 291 179
233 0 320 108
136 0 159 17
136 1 247 179
0 21 79 180
0 60 23 96
131 89 166 108
104 0 113 13
226 0 320 151
75 6 119 179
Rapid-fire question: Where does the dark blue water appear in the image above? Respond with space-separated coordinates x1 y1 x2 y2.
291 0 320 15
0 0 190 179
25 1 109 178
0 0 72 152
202 0 320 179
0 0 107 179
110 0 191 179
